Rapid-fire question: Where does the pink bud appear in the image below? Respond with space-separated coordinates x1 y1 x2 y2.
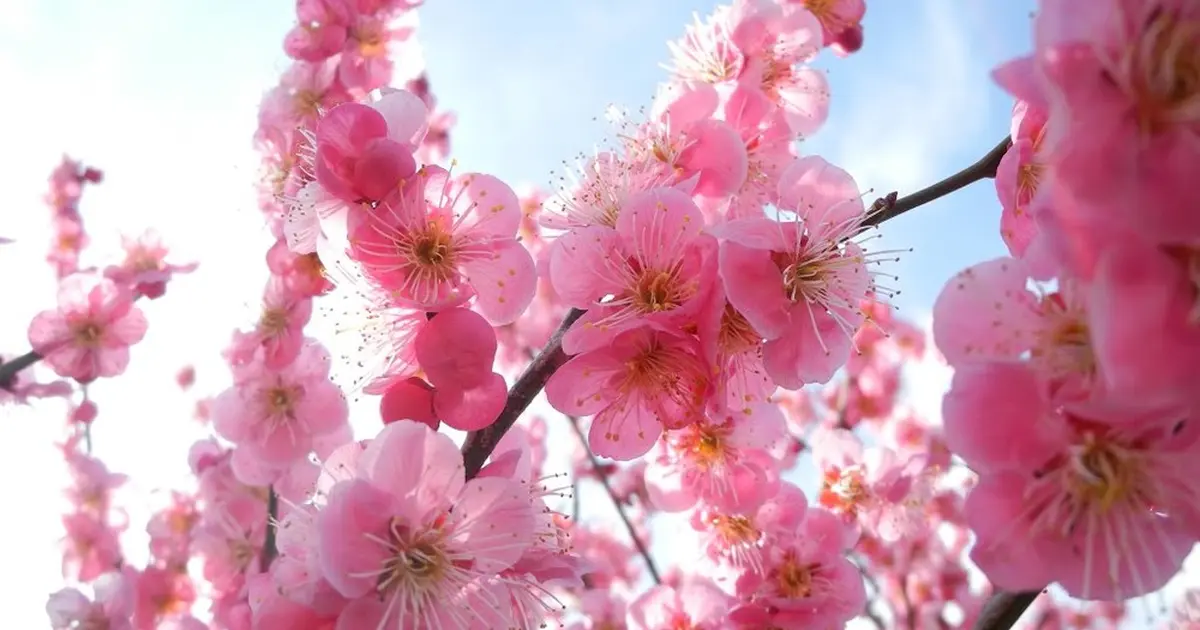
379 377 439 429
72 400 98 424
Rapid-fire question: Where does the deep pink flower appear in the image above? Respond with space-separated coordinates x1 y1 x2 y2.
346 164 536 324
103 229 197 299
993 0 1200 245
29 274 148 383
546 328 712 460
212 342 349 466
283 0 351 62
313 92 424 203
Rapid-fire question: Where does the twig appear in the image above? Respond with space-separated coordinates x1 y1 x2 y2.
565 414 662 585
856 556 888 630
0 350 43 391
973 590 1040 630
460 308 585 478
864 136 1012 228
259 485 279 573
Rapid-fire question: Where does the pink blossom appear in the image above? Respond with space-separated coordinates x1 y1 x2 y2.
944 361 1200 599
267 239 334 298
993 0 1200 245
811 427 934 543
715 156 873 388
637 81 749 199
378 376 438 428
550 187 717 355
696 279 773 414
47 571 134 630
240 276 313 370
690 482 808 573
790 0 865 55
283 0 351 62
719 85 797 220
313 95 421 203
103 229 198 299
29 274 148 383
258 59 348 142
346 164 536 324
1088 241 1200 409
316 421 539 627
627 578 733 630
732 506 866 627
212 342 349 466
546 328 712 460
646 404 785 514
994 100 1050 263
61 512 124 583
933 256 1100 402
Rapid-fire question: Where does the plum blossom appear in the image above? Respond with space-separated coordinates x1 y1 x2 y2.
28 274 148 383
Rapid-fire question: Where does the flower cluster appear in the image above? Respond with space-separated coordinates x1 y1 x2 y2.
934 0 1200 602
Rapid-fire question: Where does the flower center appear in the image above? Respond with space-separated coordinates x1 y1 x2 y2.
1128 8 1200 132
353 23 386 58
296 252 327 282
632 269 685 313
409 224 456 272
259 308 290 335
294 89 322 118
1067 436 1140 513
1164 244 1200 324
819 467 870 518
776 557 816 599
684 425 726 466
775 253 828 303
73 322 103 348
710 514 761 546
1030 291 1097 383
759 50 794 102
718 302 760 355
263 386 298 415
378 522 450 595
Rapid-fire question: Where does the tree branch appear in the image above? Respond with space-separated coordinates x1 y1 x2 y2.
0 350 43 391
864 136 1012 228
460 308 586 478
566 414 662 585
259 485 279 573
973 590 1040 630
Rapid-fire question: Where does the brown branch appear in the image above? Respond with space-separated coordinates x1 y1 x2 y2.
0 350 43 391
973 590 1040 630
565 414 662 585
460 308 586 478
864 136 1012 228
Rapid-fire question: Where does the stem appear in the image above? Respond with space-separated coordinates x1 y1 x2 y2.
460 308 585 478
0 350 43 391
260 485 279 573
566 414 662 585
864 136 1012 228
973 590 1040 630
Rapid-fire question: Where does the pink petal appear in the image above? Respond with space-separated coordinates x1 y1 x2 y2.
718 241 791 338
462 240 537 326
932 257 1041 366
415 307 497 389
316 480 394 599
433 372 507 431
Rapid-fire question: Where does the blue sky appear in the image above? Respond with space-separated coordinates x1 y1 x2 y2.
1 0 1192 628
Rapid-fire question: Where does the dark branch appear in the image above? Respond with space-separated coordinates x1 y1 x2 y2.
260 485 280 573
865 136 1012 228
0 350 43 391
566 415 662 585
973 590 1040 630
460 308 586 478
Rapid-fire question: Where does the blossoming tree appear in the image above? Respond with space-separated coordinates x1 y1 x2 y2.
3 0 1199 629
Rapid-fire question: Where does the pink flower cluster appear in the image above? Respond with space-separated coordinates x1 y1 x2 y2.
44 156 102 279
934 0 1200 602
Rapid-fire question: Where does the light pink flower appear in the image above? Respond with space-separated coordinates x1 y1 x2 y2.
933 256 1100 402
646 404 785 514
715 156 873 388
546 328 711 460
47 571 134 630
549 187 717 355
944 361 1200 599
316 421 538 628
29 274 148 383
732 506 866 627
212 342 349 466
627 579 733 630
346 164 536 324
811 427 934 543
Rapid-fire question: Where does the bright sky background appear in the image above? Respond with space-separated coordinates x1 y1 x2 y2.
0 0 1195 628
